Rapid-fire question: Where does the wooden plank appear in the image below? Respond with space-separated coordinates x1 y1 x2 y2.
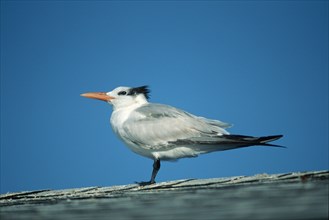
1 170 328 220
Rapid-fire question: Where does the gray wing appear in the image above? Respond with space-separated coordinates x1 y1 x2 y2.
121 103 231 150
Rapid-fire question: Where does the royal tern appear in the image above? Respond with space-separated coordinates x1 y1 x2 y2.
81 85 283 185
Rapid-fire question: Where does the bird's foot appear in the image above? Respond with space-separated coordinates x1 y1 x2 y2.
135 180 156 186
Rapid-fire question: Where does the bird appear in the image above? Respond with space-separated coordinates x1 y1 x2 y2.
81 85 283 185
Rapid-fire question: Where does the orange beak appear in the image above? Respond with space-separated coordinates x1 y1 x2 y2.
80 92 114 102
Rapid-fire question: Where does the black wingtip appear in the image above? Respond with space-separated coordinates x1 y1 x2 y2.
223 134 285 148
259 135 285 148
259 135 283 143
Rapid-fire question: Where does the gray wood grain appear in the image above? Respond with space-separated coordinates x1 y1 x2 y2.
1 170 328 220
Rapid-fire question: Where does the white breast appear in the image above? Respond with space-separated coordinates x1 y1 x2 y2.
110 104 156 159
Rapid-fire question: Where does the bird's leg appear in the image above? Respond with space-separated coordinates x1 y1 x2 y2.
137 159 161 186
150 159 161 183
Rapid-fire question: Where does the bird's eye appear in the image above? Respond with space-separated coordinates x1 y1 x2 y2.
118 91 127 96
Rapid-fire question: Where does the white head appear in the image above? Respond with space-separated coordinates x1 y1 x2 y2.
81 86 150 110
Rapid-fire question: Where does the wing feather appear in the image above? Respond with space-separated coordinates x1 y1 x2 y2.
121 104 230 150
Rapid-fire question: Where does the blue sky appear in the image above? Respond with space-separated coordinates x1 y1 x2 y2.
1 0 328 194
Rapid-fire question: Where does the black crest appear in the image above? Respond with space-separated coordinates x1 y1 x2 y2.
128 85 150 100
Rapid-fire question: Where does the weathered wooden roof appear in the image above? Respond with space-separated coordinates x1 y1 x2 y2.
1 170 328 220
